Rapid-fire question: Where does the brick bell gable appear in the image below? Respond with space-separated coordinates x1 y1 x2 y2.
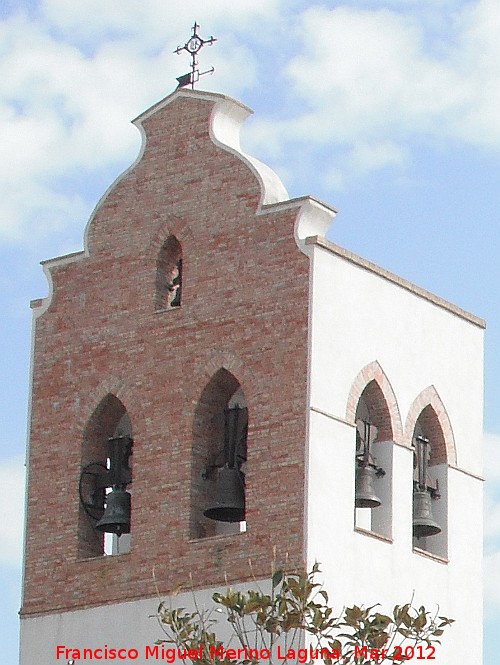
22 89 335 616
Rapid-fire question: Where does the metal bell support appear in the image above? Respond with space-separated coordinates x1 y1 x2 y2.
204 405 247 523
355 420 383 509
79 435 133 537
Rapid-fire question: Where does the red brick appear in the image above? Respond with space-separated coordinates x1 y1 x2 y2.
22 92 310 616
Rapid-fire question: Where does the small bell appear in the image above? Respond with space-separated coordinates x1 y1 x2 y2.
95 488 131 536
204 465 245 523
355 465 382 508
413 490 441 538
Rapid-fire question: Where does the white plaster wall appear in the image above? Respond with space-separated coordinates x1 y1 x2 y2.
306 411 482 664
308 245 483 475
20 580 272 665
305 244 483 664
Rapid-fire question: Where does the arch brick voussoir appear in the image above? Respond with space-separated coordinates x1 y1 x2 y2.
346 360 403 444
76 377 135 432
148 218 195 255
404 386 457 465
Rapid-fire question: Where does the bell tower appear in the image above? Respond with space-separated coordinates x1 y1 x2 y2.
20 89 484 664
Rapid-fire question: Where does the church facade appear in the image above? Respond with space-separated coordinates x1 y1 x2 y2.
20 89 484 664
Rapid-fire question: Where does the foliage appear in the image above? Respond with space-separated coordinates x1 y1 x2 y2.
156 563 453 664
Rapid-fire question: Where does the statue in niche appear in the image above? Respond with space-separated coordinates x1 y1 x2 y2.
165 259 182 308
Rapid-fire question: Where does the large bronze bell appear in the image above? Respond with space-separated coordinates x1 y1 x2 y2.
95 488 131 536
355 465 382 508
413 490 441 538
204 465 245 523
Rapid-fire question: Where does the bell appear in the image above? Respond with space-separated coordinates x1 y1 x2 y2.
204 465 245 522
413 490 441 538
95 488 131 536
355 465 382 508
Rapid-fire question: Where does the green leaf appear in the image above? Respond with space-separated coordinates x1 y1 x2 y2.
414 613 427 631
313 608 323 628
272 569 284 589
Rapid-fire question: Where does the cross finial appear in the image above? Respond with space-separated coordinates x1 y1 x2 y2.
174 22 217 89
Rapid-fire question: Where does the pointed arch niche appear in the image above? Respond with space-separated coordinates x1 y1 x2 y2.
407 387 454 560
155 235 182 310
78 394 133 559
190 368 248 540
347 362 401 540
353 380 394 539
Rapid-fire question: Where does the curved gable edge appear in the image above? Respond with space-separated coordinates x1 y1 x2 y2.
31 89 337 317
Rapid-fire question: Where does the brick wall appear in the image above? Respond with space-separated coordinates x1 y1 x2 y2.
22 92 310 615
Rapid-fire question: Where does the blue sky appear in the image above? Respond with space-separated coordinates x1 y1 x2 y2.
2 0 500 662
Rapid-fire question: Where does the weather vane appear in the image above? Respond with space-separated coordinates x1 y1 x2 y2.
174 22 217 89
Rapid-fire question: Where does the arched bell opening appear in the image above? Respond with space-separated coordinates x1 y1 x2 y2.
190 369 248 539
411 406 448 558
155 235 182 310
354 381 393 539
78 395 133 558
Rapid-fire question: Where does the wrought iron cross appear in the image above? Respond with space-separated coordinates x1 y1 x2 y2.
174 22 217 89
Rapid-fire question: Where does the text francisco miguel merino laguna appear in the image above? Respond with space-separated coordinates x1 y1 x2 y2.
57 642 437 662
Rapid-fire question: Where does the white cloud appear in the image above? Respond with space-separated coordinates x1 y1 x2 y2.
349 141 409 173
243 2 500 191
0 5 269 245
283 6 466 139
5 1 500 246
0 456 25 568
0 14 145 242
0 179 90 243
40 0 285 44
314 141 408 194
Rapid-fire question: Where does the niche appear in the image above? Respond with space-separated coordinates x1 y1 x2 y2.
191 369 248 539
155 235 182 310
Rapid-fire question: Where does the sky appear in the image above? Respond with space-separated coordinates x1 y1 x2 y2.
1 0 500 662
